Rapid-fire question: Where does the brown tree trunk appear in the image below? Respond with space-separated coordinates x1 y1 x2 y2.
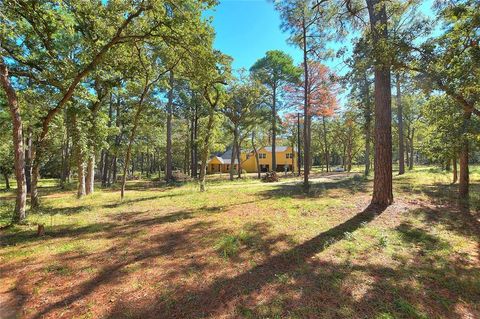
237 140 242 178
3 173 10 190
367 0 393 206
0 59 27 222
166 70 174 182
302 17 310 192
199 109 215 192
322 116 330 172
297 112 302 176
77 157 86 198
396 73 405 175
229 129 238 181
363 73 372 176
30 154 40 209
452 156 458 184
409 128 414 170
459 141 469 198
251 131 261 179
86 154 95 195
271 85 277 172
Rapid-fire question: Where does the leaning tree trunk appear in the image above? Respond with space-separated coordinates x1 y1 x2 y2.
367 0 393 206
0 59 27 222
396 73 405 175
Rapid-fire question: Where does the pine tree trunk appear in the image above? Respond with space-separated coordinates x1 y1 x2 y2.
302 17 310 192
452 156 458 184
229 129 238 181
31 155 40 209
0 59 27 222
363 73 372 176
396 73 405 175
25 131 32 193
322 116 329 172
459 140 469 198
77 157 86 198
409 128 414 170
367 0 393 206
297 112 302 176
86 154 95 195
199 109 215 192
251 131 261 179
271 85 277 172
3 173 10 190
166 70 174 182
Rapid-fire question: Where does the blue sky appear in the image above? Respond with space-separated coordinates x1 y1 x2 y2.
209 0 303 70
209 0 436 72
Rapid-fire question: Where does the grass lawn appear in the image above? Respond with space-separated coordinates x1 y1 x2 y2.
0 167 479 318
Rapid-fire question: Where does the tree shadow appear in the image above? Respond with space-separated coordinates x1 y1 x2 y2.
259 175 369 199
102 203 386 318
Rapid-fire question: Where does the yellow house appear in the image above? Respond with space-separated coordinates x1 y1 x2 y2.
207 146 298 174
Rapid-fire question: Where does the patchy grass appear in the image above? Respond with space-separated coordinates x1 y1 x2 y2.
0 167 479 319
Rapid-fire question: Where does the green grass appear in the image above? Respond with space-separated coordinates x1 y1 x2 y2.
0 166 479 318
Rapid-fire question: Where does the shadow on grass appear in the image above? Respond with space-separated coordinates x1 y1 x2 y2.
259 174 368 199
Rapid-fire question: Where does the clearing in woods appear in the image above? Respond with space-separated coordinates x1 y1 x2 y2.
0 167 479 319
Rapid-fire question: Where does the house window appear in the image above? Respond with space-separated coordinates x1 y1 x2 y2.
286 153 293 159
259 153 266 159
226 165 229 170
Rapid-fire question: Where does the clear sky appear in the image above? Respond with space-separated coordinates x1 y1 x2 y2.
208 0 436 72
209 0 303 71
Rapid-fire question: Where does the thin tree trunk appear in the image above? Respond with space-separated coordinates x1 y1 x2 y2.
251 131 261 179
3 173 10 190
86 154 95 195
272 85 277 172
396 73 405 175
77 157 86 198
459 140 469 198
322 116 329 172
452 155 458 184
229 129 238 181
409 128 414 170
166 70 174 182
367 0 393 206
237 140 242 178
25 130 32 193
302 16 310 192
297 112 302 176
0 59 26 222
31 154 40 208
199 109 215 192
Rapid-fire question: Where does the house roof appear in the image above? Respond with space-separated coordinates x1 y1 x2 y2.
263 146 289 152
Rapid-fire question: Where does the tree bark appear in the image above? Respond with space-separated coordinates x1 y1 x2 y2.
166 70 174 182
322 116 329 172
452 155 458 184
251 131 261 179
271 85 277 172
367 0 393 206
302 16 310 192
409 127 414 170
30 154 40 209
363 74 372 176
229 129 238 181
85 154 95 195
297 112 302 176
237 140 242 178
396 73 405 175
459 140 469 198
199 109 215 192
0 59 27 222
25 130 32 193
3 173 10 190
77 157 86 198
